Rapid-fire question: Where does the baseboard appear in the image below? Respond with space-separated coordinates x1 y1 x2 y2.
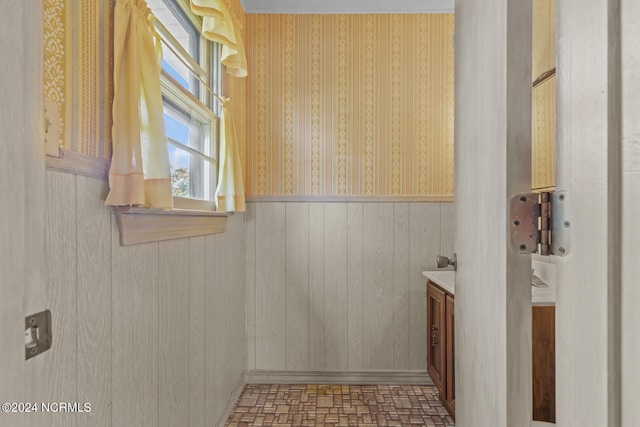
244 370 433 385
215 371 247 427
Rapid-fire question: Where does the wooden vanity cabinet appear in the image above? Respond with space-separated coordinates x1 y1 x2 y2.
427 278 553 423
426 282 446 393
444 294 455 415
532 306 555 423
426 280 455 419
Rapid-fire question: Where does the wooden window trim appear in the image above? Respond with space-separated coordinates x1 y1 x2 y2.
46 152 231 245
46 149 110 181
114 206 230 246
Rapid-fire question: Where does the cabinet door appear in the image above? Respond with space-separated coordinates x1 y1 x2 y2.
445 294 455 416
426 282 447 394
533 306 556 423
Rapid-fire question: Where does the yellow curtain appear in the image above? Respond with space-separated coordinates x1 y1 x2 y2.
190 0 248 77
190 0 246 212
105 0 172 208
215 99 245 212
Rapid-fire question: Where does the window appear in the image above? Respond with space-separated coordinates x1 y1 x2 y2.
147 0 222 210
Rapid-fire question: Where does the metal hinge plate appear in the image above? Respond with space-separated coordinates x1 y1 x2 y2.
509 191 571 256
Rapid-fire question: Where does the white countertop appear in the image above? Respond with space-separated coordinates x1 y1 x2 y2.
530 259 556 306
422 270 455 295
423 263 556 306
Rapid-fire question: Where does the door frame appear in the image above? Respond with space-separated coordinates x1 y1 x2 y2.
0 2 47 426
454 0 533 425
555 0 625 425
455 0 632 425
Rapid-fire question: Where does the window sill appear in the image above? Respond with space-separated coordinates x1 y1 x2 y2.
114 206 231 246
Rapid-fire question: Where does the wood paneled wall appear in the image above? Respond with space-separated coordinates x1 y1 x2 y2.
245 14 455 198
245 201 455 372
44 171 246 427
622 0 640 422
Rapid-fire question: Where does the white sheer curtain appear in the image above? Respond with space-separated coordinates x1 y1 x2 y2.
105 0 172 208
215 98 245 212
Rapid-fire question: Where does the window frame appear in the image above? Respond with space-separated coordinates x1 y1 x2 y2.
113 0 230 246
160 70 219 208
150 0 223 212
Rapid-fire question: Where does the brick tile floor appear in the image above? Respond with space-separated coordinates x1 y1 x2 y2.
225 384 455 426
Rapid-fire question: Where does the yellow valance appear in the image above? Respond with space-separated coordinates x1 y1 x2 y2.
190 0 247 78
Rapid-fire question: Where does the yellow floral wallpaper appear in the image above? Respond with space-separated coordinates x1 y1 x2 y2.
44 0 245 166
43 0 67 151
532 75 556 191
43 2 452 198
44 0 114 160
245 14 455 199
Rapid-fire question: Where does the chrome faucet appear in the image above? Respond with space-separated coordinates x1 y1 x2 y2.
436 253 457 270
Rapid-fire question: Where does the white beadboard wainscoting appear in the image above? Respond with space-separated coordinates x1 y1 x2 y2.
44 171 246 427
245 201 455 376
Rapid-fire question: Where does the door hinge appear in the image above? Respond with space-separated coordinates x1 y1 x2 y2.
509 191 571 256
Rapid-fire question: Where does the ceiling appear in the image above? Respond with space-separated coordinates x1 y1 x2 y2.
240 0 454 14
